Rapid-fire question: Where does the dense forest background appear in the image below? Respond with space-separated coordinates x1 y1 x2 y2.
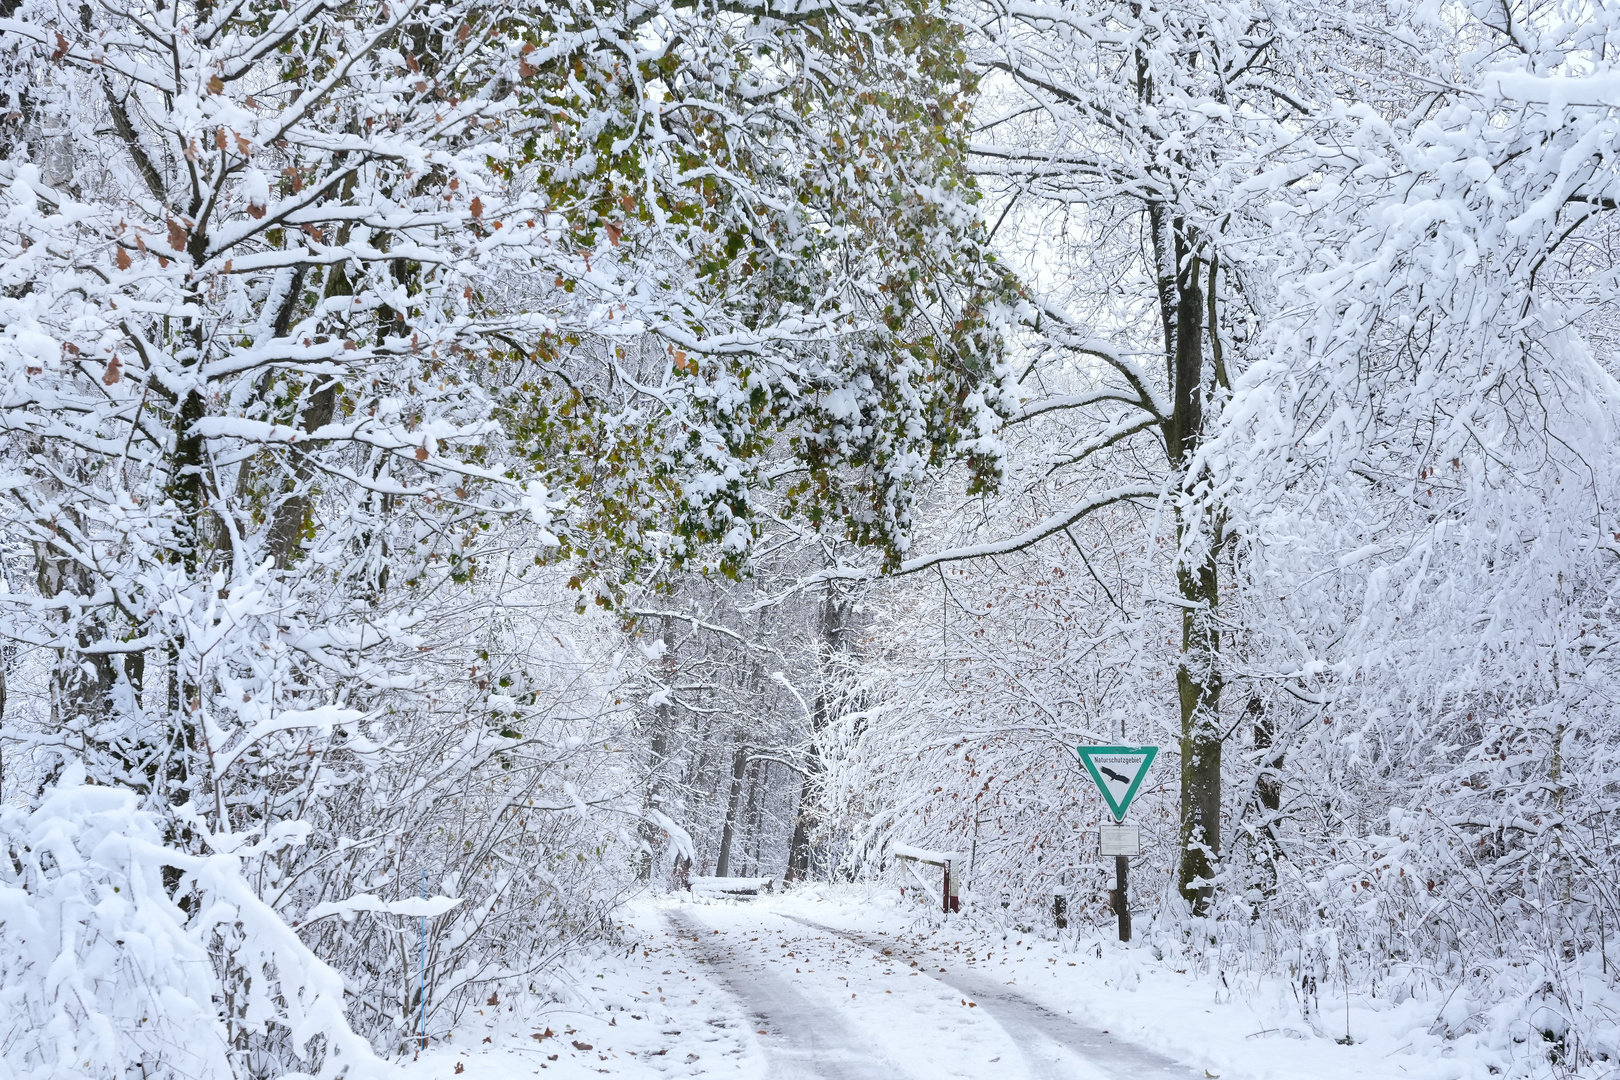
5 0 1620 1075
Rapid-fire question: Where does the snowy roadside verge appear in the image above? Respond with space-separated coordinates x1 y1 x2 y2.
399 897 766 1080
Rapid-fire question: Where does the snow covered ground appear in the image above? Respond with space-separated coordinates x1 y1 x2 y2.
404 888 1526 1080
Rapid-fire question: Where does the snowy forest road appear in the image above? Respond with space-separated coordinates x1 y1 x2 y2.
774 912 1201 1080
668 903 1202 1080
667 909 894 1080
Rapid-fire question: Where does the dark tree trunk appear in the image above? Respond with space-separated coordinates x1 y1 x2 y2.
715 743 749 877
742 758 764 875
639 616 678 882
1153 206 1224 916
785 590 850 881
265 263 348 568
1250 695 1285 900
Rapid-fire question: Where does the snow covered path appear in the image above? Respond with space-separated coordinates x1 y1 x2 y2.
405 892 1500 1080
405 898 1202 1080
765 911 1197 1080
673 904 1200 1080
666 908 903 1080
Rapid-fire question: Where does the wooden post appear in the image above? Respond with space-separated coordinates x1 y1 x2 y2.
1111 855 1131 942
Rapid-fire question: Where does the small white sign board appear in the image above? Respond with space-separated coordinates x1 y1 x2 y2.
1098 824 1141 857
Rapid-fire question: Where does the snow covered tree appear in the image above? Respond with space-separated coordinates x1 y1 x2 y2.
498 0 1021 593
0 0 1021 1068
821 0 1620 1067
1198 0 1620 1057
845 0 1343 912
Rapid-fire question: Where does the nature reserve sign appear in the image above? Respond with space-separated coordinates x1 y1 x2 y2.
1074 746 1158 821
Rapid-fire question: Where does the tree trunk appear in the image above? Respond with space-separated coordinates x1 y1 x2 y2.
786 590 850 881
1251 694 1285 901
265 263 348 568
715 743 749 877
1154 211 1224 916
742 758 764 875
784 788 812 882
639 616 678 882
1176 530 1222 915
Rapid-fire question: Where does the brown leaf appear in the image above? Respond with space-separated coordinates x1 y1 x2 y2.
486 991 499 1006
453 1064 464 1074
207 73 225 94
415 445 429 461
469 196 483 220
51 32 70 61
571 1041 592 1052
673 350 695 374
215 128 228 151
115 247 131 270
457 22 471 42
620 194 635 213
135 234 147 253
604 221 622 246
530 1028 555 1042
168 219 187 251
236 133 252 156
248 204 265 220
102 355 122 385
406 53 420 72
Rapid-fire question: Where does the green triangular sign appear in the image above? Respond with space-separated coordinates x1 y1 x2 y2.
1075 745 1158 822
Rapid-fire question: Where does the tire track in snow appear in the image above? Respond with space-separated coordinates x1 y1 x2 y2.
665 909 901 1080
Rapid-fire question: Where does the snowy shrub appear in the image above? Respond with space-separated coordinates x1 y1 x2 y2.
0 763 390 1080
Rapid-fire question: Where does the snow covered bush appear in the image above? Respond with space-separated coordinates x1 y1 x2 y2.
0 763 390 1080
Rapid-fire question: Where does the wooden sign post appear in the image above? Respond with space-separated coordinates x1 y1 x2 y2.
1074 746 1158 942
